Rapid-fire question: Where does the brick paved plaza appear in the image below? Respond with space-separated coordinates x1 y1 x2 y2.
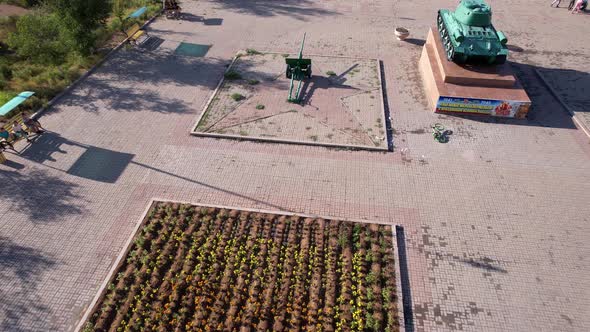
1 1 589 331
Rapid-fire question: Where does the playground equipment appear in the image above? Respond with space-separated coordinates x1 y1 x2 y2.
285 33 312 103
437 0 508 64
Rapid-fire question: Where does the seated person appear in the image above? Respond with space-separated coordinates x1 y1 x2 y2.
22 113 44 134
12 121 32 143
166 0 180 10
0 127 16 151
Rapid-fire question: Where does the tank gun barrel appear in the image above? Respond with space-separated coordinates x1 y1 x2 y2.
298 33 306 60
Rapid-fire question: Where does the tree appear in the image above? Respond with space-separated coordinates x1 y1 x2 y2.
49 0 112 54
7 12 75 64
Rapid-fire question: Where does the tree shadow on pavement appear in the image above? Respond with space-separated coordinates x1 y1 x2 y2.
0 237 58 331
0 167 86 222
44 49 229 115
212 0 339 20
0 169 84 223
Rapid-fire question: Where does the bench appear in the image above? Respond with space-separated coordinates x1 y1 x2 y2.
0 91 38 162
0 112 42 162
125 23 148 45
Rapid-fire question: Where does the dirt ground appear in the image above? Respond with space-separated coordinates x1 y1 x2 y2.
195 52 386 149
0 4 29 16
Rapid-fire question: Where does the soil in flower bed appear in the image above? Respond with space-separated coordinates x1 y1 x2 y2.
84 202 399 332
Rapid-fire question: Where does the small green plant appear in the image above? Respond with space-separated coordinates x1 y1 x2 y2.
247 79 259 85
224 70 242 80
231 93 245 101
255 104 265 110
246 48 261 55
326 133 334 139
282 53 290 58
326 70 337 76
239 130 248 136
309 135 318 142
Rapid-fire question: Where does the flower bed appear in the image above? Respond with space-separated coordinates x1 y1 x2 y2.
83 202 399 332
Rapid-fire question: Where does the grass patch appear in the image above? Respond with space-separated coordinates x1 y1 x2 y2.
231 93 245 101
309 135 318 142
255 104 265 110
246 48 261 55
0 3 160 116
224 70 242 80
326 70 337 76
247 79 259 85
239 130 248 136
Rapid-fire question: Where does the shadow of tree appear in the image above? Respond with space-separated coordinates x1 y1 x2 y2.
212 0 339 20
0 167 86 222
45 48 229 115
0 237 58 331
459 257 508 274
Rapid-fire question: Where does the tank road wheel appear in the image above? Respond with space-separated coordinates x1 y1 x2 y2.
447 46 454 61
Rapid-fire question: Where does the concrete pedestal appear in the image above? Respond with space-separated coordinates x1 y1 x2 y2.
419 27 531 118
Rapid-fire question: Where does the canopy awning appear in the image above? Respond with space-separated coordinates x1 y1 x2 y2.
128 7 147 19
0 91 35 117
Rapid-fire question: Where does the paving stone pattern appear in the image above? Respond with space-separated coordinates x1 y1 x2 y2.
0 1 589 331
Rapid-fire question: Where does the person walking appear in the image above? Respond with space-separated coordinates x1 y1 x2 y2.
572 0 585 12
551 0 562 7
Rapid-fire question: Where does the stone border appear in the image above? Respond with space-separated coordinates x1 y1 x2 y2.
74 199 158 332
391 225 408 332
191 52 390 152
31 10 163 121
534 68 590 139
75 198 406 331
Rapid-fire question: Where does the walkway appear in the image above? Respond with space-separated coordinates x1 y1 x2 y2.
0 1 589 331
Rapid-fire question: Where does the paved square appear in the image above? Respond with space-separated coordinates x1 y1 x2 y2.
0 1 589 332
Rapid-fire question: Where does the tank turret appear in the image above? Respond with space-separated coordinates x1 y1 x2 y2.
437 0 508 65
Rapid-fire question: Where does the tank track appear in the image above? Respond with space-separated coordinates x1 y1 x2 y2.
437 12 455 62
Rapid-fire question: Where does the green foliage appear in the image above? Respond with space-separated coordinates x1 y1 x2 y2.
247 79 259 85
230 93 244 101
50 0 112 54
255 104 265 110
0 90 16 105
7 12 76 64
245 48 261 55
326 70 337 76
224 70 242 80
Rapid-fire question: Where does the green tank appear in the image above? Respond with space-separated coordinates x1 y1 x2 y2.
437 0 508 65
